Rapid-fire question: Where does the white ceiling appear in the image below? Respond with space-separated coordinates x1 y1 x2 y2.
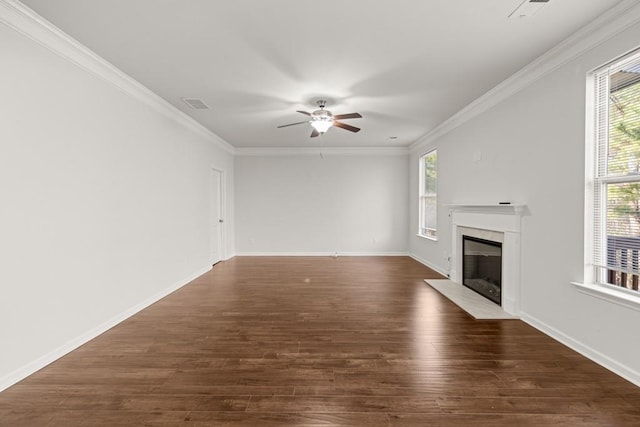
21 0 622 148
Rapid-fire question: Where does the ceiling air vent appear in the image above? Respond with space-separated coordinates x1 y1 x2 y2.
182 98 210 110
508 0 550 19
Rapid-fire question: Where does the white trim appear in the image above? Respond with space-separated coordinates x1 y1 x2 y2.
598 174 640 185
210 167 227 264
0 265 211 393
446 203 528 215
409 253 448 277
0 0 235 154
521 311 640 387
416 234 438 242
234 146 409 157
219 169 228 262
584 71 597 286
410 0 640 153
572 282 640 312
234 252 409 257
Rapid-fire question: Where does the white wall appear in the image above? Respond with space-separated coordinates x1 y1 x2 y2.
0 16 234 388
235 153 408 255
409 19 640 383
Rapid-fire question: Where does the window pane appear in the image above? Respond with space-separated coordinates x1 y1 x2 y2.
422 196 436 235
423 151 437 193
607 182 640 240
592 50 640 293
608 69 640 177
419 150 437 238
606 182 640 287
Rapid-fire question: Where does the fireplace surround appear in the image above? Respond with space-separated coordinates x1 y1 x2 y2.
448 204 525 316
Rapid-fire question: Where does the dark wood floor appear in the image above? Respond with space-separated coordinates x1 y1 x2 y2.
1 257 639 426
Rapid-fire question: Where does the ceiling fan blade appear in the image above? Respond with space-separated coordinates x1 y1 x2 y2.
333 112 362 120
334 121 361 133
310 128 320 138
297 110 312 116
277 120 309 128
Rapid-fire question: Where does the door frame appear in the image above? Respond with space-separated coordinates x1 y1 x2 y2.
210 167 227 264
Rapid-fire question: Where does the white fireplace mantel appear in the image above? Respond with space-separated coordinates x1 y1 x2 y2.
449 203 527 316
446 203 527 215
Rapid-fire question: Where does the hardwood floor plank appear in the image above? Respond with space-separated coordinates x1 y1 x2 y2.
47 410 190 426
1 256 639 426
388 413 640 427
246 395 441 413
435 396 640 415
184 411 391 426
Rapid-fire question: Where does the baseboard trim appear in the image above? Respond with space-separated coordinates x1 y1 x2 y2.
409 253 449 277
0 265 211 393
520 312 640 387
234 251 409 257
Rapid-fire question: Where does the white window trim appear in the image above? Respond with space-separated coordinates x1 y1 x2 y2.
581 48 640 310
572 281 640 312
417 232 438 241
418 149 438 241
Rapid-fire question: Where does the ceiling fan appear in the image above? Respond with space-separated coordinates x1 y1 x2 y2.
277 100 362 137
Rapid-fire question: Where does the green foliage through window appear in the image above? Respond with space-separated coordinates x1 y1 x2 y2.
593 51 640 292
419 150 437 238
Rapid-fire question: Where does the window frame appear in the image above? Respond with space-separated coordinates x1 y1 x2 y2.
418 149 438 240
583 46 640 306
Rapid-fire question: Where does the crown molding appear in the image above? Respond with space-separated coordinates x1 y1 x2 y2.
410 0 640 153
235 146 409 157
0 0 236 154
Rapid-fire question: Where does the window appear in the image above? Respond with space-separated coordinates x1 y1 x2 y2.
590 48 640 294
419 149 437 239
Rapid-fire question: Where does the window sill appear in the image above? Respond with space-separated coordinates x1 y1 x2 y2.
571 281 640 312
416 233 438 242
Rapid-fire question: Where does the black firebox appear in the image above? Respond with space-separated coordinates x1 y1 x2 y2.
462 235 502 305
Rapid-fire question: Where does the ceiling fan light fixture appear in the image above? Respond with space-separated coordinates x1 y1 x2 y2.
310 118 333 134
277 100 361 137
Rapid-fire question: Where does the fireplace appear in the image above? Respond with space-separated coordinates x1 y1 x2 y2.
462 235 502 305
448 204 525 316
